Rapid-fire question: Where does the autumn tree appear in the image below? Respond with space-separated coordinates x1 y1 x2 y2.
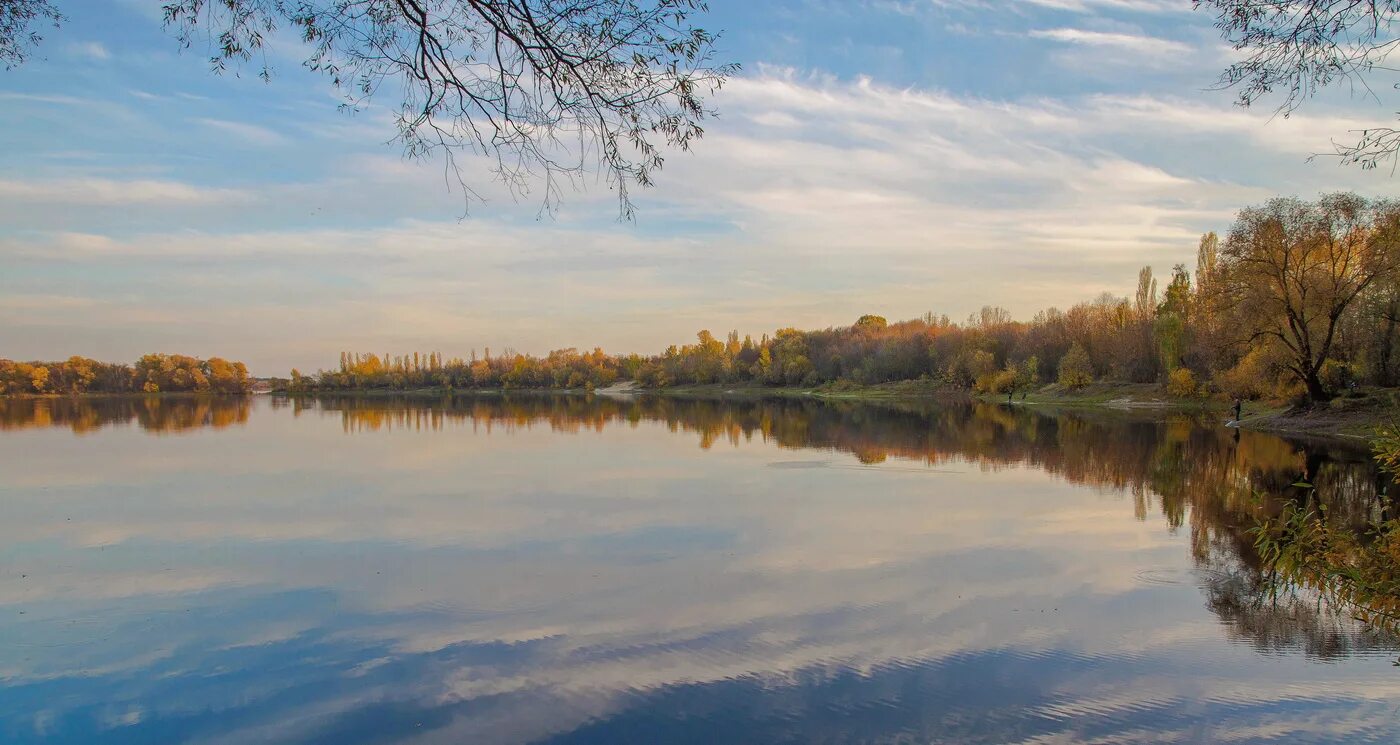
1057 342 1093 390
1220 193 1400 401
0 354 248 395
1359 280 1400 385
1191 232 1226 372
770 328 812 385
1134 266 1158 320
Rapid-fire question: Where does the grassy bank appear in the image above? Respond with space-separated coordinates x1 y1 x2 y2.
981 382 1398 441
644 380 1397 441
978 381 1215 410
636 379 960 400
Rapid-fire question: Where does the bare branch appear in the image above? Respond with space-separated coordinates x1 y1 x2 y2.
1196 0 1400 168
161 0 737 217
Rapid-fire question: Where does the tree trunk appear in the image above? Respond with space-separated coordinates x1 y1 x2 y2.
1379 305 1398 387
1303 370 1329 403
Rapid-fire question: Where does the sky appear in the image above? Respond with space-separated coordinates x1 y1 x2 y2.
2 0 1398 375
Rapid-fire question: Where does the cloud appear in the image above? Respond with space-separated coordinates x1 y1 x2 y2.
67 41 110 60
1078 93 1387 155
0 178 252 207
3 69 1389 373
195 118 290 147
927 0 1187 14
1028 27 1191 56
0 92 94 106
1021 0 1186 12
0 293 100 311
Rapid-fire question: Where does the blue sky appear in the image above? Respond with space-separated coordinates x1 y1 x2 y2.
2 0 1396 374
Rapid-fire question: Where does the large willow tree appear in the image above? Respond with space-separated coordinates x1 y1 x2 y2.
1220 193 1400 402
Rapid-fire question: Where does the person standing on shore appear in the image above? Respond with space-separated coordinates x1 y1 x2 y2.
1233 398 1242 424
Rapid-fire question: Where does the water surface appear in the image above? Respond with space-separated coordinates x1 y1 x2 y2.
2 395 1397 743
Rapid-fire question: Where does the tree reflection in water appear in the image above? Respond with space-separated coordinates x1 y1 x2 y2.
0 395 251 434
4 392 1397 652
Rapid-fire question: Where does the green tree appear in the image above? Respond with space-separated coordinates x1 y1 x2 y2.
1153 264 1192 375
1057 342 1093 390
1018 356 1040 389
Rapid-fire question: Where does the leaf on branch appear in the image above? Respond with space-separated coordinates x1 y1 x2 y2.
163 0 737 217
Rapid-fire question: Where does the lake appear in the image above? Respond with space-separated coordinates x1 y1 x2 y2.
2 394 1398 743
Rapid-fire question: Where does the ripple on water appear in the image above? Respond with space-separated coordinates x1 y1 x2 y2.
12 608 189 648
1132 567 1232 589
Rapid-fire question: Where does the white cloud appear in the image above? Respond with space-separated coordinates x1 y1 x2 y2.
1021 0 1186 13
68 41 110 60
195 118 290 147
1029 27 1190 56
4 69 1392 372
0 92 94 106
928 0 1187 14
0 178 253 206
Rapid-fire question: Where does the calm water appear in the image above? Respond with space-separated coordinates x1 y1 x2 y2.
2 394 1398 744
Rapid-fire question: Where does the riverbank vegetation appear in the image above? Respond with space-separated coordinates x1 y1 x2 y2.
1250 419 1400 634
0 354 251 395
293 193 1400 409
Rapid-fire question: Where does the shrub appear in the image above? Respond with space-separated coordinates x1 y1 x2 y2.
1018 356 1040 388
976 367 1018 394
1318 358 1355 396
1057 343 1093 390
1216 346 1280 400
1374 414 1400 478
1166 368 1198 398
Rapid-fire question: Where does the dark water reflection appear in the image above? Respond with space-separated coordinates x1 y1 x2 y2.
1 394 1398 743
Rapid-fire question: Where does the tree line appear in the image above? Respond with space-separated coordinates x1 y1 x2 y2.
291 348 626 394
295 193 1400 404
0 354 251 395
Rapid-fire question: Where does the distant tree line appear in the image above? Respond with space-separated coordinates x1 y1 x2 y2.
298 193 1400 404
290 348 626 394
0 354 251 395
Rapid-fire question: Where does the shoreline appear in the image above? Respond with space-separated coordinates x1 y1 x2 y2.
8 382 1393 442
0 391 255 399
620 381 1396 441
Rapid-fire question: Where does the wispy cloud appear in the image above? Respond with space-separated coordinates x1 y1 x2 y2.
1022 0 1186 13
195 118 289 147
0 92 95 106
0 0 1386 373
0 178 253 206
67 41 110 60
1028 27 1190 56
927 0 1186 14
5 70 1315 371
